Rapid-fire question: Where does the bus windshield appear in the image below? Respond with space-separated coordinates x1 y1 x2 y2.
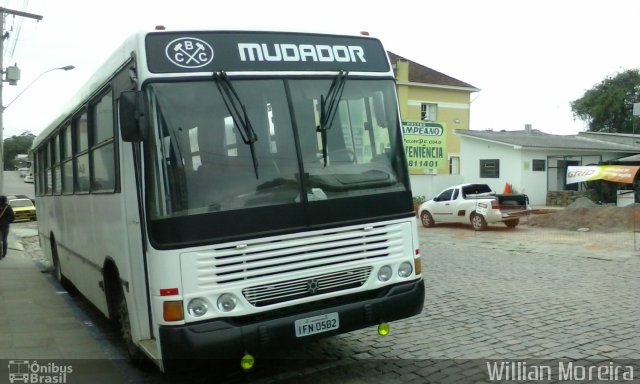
145 77 408 240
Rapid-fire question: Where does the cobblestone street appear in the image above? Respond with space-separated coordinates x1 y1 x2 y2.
10 221 640 383
243 223 640 383
415 224 640 361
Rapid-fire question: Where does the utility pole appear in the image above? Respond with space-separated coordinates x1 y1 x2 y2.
0 7 43 194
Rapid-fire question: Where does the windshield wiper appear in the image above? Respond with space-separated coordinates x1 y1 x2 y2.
317 70 348 166
213 71 259 179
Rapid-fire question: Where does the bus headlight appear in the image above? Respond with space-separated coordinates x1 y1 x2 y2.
217 293 238 312
377 265 392 282
187 298 209 317
398 262 413 278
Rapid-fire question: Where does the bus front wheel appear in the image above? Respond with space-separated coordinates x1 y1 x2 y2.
116 288 145 365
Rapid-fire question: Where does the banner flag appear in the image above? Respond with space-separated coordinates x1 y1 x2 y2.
566 165 640 184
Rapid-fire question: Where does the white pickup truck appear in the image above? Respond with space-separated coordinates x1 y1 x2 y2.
418 183 531 230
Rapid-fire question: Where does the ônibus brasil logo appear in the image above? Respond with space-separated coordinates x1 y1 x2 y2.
7 360 73 383
165 37 214 68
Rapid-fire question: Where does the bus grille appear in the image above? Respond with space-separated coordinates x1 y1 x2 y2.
242 266 372 307
189 223 405 288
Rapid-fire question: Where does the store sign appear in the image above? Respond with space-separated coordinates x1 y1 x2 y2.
401 121 447 175
566 165 640 184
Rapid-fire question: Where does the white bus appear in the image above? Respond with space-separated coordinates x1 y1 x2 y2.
31 28 424 372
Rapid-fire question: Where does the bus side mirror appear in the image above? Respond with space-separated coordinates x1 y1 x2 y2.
119 90 146 142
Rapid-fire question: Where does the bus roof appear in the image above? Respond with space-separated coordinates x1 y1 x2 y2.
32 31 142 149
33 29 390 149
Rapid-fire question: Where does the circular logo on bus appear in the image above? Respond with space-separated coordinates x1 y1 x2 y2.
306 279 320 295
165 37 214 69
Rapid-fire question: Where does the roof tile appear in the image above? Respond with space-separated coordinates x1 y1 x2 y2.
387 51 478 89
455 129 639 152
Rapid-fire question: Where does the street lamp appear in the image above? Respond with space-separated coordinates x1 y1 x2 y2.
0 64 75 193
4 65 75 110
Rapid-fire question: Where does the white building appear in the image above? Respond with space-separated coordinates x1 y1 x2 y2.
454 128 639 206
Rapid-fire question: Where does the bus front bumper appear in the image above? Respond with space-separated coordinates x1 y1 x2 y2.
159 279 424 362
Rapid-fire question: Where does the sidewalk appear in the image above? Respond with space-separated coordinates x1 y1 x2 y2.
0 230 131 383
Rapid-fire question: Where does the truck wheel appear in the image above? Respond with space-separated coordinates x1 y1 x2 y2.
471 214 487 231
420 211 435 228
504 219 520 228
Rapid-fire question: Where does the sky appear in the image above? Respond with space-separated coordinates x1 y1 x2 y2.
0 0 638 139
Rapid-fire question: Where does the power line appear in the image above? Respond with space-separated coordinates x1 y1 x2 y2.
2 0 28 62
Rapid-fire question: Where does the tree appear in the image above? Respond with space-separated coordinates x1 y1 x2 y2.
570 68 640 133
3 134 34 170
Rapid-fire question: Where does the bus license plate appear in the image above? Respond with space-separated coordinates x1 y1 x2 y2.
295 312 339 337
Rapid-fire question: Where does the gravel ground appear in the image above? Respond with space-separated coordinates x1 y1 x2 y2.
528 204 639 233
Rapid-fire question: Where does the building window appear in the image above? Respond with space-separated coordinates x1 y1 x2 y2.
532 159 546 171
449 156 460 175
480 159 500 178
421 103 437 121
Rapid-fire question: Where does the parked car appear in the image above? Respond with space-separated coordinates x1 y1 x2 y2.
8 197 37 222
17 167 30 178
24 174 34 183
418 183 531 230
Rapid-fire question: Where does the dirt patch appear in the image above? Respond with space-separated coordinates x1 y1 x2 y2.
527 204 640 233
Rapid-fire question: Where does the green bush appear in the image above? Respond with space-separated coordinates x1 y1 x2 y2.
412 195 426 205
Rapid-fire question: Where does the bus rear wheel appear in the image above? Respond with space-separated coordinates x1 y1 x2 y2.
51 238 72 291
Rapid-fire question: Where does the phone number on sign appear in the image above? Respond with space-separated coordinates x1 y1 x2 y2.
408 160 439 167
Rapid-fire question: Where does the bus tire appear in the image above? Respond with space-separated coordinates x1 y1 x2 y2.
116 287 145 366
50 237 72 291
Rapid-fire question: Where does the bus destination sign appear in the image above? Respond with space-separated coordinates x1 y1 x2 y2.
145 31 390 73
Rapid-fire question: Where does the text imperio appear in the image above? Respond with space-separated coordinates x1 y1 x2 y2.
238 43 366 63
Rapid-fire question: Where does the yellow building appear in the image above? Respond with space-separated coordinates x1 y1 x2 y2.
388 52 479 179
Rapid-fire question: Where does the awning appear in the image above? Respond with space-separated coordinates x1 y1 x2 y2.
614 154 640 163
566 165 640 184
